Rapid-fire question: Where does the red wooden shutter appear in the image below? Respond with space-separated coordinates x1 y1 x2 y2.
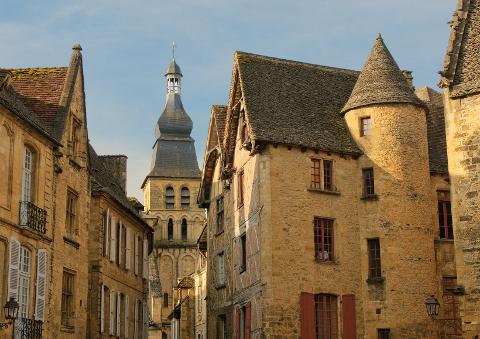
342 294 357 339
236 306 241 339
300 292 315 339
245 303 251 339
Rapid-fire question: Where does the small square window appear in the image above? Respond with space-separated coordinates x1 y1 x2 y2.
360 117 371 136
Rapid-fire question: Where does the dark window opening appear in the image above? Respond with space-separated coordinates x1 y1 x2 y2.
323 160 333 191
240 233 247 272
181 187 190 209
163 293 169 308
237 171 245 208
181 219 188 241
377 329 390 339
168 219 174 240
166 186 175 209
216 196 224 234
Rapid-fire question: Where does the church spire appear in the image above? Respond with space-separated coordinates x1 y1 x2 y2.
144 51 200 182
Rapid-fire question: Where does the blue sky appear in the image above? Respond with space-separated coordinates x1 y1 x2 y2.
0 0 455 200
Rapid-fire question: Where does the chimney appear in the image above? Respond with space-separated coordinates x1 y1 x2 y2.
402 70 414 90
99 155 128 193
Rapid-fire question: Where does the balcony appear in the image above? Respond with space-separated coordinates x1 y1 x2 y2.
19 201 47 234
14 318 43 339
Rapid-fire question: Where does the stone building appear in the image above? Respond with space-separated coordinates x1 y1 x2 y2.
143 58 205 339
440 0 480 336
0 45 91 338
88 146 153 339
199 37 458 338
193 225 208 339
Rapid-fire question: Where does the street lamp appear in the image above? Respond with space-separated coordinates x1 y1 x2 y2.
0 297 19 329
425 295 440 319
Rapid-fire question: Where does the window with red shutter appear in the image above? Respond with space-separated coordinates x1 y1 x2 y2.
342 295 356 339
315 294 338 339
300 292 315 339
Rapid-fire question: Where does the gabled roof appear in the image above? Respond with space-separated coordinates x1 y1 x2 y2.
6 67 68 135
440 0 480 97
415 87 448 173
234 51 362 155
342 35 424 113
89 144 152 231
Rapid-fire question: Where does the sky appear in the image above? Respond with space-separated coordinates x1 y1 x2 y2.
0 0 455 201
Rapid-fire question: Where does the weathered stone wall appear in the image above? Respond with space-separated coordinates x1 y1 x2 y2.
444 90 480 335
144 176 204 339
88 194 150 339
0 106 55 339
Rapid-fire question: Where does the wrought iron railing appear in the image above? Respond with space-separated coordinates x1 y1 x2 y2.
14 318 43 339
19 201 47 234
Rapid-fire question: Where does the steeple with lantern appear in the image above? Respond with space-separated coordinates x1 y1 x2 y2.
143 45 200 183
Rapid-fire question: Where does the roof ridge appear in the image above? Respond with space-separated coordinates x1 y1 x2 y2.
235 51 360 75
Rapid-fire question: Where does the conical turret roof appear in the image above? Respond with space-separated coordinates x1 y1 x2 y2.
165 60 182 76
155 93 193 138
342 34 424 113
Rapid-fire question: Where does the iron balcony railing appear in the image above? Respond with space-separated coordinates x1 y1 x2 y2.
19 201 47 234
14 318 43 339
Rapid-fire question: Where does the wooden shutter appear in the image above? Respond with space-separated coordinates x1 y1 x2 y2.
125 295 129 338
342 294 357 339
126 227 131 270
110 290 115 335
100 284 105 333
7 238 20 302
34 249 47 321
110 218 117 262
117 292 121 336
300 292 315 339
118 223 123 266
134 299 138 339
143 238 148 279
134 235 139 275
245 303 251 339
104 209 110 256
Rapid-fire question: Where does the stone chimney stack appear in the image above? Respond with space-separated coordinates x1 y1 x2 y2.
402 70 414 90
99 155 128 193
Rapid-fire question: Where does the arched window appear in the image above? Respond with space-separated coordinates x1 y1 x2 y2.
181 187 190 209
181 219 188 241
168 219 174 240
22 146 35 202
166 186 175 209
162 333 167 339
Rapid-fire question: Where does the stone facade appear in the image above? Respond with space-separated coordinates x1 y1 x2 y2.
440 1 480 336
200 41 457 338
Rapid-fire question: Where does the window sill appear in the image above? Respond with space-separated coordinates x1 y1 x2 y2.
361 194 378 201
69 158 82 170
60 325 75 333
308 188 340 196
435 238 454 243
215 229 225 237
366 277 384 284
315 258 337 264
215 283 226 290
63 236 80 249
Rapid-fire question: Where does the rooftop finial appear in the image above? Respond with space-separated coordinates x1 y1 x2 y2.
72 43 82 51
172 41 176 61
376 33 383 40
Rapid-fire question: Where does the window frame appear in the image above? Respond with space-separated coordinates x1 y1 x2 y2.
181 219 188 241
22 145 36 203
66 188 79 236
314 217 334 262
237 170 245 209
181 187 190 209
310 158 335 192
314 294 338 339
71 117 81 157
362 168 375 197
163 292 169 308
367 238 382 280
437 191 453 240
217 252 225 287
377 329 390 339
167 219 174 241
165 186 175 209
18 246 31 319
360 116 372 137
61 269 76 329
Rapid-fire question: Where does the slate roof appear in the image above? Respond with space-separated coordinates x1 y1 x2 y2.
342 35 424 113
415 87 448 173
165 60 182 76
235 51 362 155
5 67 68 135
441 0 480 97
206 105 227 152
146 61 200 182
89 144 152 229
